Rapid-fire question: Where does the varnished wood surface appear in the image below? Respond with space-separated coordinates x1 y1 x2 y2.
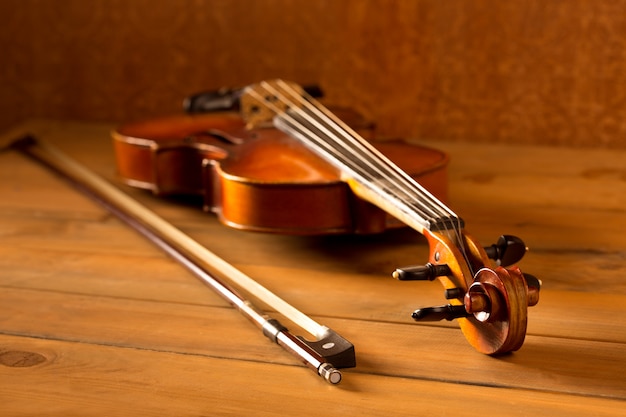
1 119 625 416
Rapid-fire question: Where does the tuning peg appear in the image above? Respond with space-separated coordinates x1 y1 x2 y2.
444 287 465 299
523 273 541 307
392 263 450 281
484 235 527 266
412 304 469 321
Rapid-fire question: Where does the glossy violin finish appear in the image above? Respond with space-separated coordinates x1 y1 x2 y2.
113 105 449 235
112 80 540 355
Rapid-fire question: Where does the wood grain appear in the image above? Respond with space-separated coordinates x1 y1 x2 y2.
3 334 623 417
1 120 625 414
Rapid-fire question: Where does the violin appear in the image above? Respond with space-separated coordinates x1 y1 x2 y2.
112 91 448 235
112 80 540 355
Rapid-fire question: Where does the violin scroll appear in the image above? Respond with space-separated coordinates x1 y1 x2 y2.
395 230 541 355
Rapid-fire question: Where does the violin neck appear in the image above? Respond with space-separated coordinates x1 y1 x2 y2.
249 81 462 235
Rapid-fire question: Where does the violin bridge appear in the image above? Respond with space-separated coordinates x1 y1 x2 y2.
240 80 306 129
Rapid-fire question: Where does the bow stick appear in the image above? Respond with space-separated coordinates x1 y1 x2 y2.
4 134 356 384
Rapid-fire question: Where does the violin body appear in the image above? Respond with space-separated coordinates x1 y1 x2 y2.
113 111 449 234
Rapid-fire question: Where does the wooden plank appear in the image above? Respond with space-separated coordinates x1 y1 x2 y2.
2 201 625 298
1 287 624 399
3 146 625 298
2 205 625 346
2 334 624 417
3 120 626 415
3 201 626 347
2 184 626 346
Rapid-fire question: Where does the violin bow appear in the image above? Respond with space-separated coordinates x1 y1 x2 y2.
240 79 541 355
4 135 355 384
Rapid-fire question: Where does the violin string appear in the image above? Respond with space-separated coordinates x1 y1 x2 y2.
263 81 455 226
272 82 475 274
296 85 460 222
276 114 438 227
251 82 448 225
246 81 468 247
277 104 442 228
248 81 475 275
244 85 413 216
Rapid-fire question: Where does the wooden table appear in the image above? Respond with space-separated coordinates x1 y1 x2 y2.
1 119 625 416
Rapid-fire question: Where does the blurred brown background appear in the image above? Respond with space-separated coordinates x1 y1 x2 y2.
2 0 626 148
